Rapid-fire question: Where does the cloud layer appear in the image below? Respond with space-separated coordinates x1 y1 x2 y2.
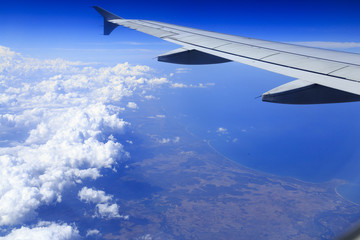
0 222 80 240
0 46 168 235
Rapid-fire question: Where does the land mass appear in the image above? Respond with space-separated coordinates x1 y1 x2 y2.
100 110 360 240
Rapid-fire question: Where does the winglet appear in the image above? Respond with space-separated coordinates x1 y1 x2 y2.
93 6 123 35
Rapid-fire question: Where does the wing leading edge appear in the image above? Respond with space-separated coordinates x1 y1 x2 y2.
93 6 360 104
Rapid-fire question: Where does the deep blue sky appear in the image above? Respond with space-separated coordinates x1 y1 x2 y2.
2 0 360 63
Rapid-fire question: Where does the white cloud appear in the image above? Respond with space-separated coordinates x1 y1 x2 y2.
171 82 215 88
144 95 155 100
157 137 180 144
78 187 127 219
216 127 228 134
138 234 153 240
127 102 138 109
126 140 133 144
171 83 188 88
86 229 100 237
0 221 80 240
290 41 360 49
0 46 169 227
147 77 168 85
95 203 122 219
158 138 171 144
78 187 112 204
175 68 190 74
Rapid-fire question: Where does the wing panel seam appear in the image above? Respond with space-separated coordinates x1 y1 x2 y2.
140 20 360 67
165 38 360 84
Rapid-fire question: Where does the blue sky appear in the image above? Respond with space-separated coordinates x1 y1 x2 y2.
2 0 360 63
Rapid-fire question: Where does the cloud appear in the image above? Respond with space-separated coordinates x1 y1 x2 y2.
0 222 80 240
216 127 228 134
0 103 127 226
95 203 122 219
147 77 169 85
158 138 171 144
78 187 112 204
175 68 191 74
136 234 151 240
0 46 168 228
157 137 180 144
171 82 215 88
147 114 166 119
127 102 138 109
290 41 360 49
86 229 100 237
144 95 156 100
78 187 127 219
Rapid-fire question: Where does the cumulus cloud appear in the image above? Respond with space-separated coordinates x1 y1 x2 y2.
0 222 80 240
78 187 127 219
78 187 112 204
95 203 122 219
0 46 167 227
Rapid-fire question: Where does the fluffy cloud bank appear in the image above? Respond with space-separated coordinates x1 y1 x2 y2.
0 222 80 240
0 46 168 234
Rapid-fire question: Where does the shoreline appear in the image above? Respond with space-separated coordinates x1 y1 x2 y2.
205 138 360 207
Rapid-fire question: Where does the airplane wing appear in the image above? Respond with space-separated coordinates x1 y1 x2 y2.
94 6 360 104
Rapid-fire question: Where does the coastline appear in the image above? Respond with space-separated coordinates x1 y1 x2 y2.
205 138 360 207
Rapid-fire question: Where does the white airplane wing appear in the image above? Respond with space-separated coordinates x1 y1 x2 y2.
94 6 360 104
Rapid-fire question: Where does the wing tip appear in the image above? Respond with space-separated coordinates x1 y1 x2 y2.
93 6 123 20
93 6 123 35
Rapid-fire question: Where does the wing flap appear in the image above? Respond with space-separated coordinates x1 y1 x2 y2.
158 48 232 65
331 66 360 81
262 53 349 75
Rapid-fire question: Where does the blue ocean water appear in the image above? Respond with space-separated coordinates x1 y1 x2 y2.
157 63 360 201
